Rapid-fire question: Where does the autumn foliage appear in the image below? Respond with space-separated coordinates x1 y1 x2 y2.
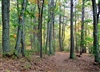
28 0 37 4
28 0 48 5
35 13 39 17
13 34 17 38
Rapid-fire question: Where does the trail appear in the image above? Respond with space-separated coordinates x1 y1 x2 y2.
0 52 100 72
48 52 100 72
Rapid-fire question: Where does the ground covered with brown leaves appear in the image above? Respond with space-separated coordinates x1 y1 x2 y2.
0 52 100 72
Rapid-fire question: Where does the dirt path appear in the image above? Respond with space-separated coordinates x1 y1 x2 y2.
49 52 100 72
0 52 100 72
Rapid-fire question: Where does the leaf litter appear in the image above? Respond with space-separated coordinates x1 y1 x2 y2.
0 52 100 72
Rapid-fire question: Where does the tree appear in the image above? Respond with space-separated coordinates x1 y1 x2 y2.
2 0 10 57
80 0 85 55
45 2 50 54
92 0 100 63
45 0 55 55
15 0 27 57
59 0 63 51
62 0 66 52
49 0 54 54
70 0 75 59
37 0 44 58
74 0 79 53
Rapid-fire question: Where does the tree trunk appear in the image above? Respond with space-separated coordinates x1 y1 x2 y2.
15 0 27 57
45 2 50 54
74 0 79 53
70 0 75 59
92 0 100 63
80 0 85 55
52 2 56 52
2 0 10 57
62 5 65 51
59 0 63 51
48 0 54 55
37 0 44 58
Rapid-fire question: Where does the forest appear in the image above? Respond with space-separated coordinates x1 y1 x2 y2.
0 0 100 72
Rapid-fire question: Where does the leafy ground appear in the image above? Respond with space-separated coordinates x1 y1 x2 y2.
0 52 100 72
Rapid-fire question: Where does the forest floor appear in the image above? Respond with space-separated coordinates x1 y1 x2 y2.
0 52 100 72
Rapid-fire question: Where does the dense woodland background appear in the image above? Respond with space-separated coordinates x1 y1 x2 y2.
1 0 100 71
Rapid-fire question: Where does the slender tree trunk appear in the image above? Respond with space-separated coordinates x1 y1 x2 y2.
70 0 75 59
92 0 100 63
74 0 78 53
2 0 10 56
37 0 44 58
45 2 50 54
21 27 25 56
52 2 56 52
59 12 62 51
84 23 87 53
43 16 46 45
59 0 63 51
49 0 54 54
15 0 27 56
45 19 50 54
62 6 65 51
80 0 85 55
62 23 65 51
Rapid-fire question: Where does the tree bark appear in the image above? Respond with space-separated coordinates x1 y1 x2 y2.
92 0 100 63
45 2 50 54
2 0 10 56
37 0 44 58
59 0 63 51
74 0 79 53
80 0 85 55
70 0 75 59
15 0 27 57
49 0 54 54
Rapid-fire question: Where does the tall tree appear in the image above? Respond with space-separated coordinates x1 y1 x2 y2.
52 0 56 52
37 0 44 58
2 0 10 57
70 0 75 59
74 0 78 53
45 0 50 54
59 0 63 51
92 0 100 62
45 0 55 54
48 0 54 54
62 1 66 52
80 0 85 55
15 0 27 57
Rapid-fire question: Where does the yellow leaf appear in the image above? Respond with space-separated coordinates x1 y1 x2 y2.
13 34 17 38
79 0 82 4
28 0 37 4
44 1 48 4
